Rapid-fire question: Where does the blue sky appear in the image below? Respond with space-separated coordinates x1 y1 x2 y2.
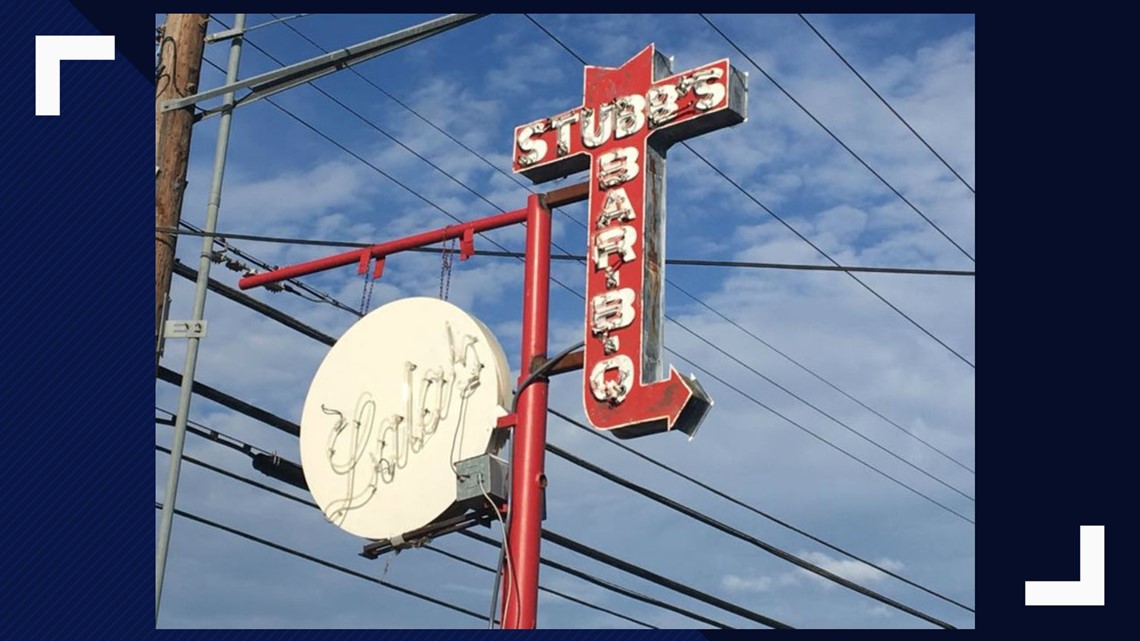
156 13 975 629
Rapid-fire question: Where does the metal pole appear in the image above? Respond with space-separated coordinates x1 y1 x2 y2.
156 13 245 622
502 194 551 629
238 206 529 291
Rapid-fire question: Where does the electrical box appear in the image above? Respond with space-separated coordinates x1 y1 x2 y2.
454 453 509 510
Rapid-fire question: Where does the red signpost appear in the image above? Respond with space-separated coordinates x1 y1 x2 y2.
239 43 747 631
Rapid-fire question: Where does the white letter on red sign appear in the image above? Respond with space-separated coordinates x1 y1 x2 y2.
551 110 580 157
594 226 638 270
582 104 615 148
589 355 635 404
647 84 680 126
614 94 647 139
597 188 637 228
692 68 726 110
597 147 640 189
516 121 548 166
591 288 636 335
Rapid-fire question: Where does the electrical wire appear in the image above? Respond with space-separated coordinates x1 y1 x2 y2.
179 219 360 318
796 13 975 195
422 545 656 629
661 344 975 524
159 375 962 628
159 227 975 277
540 529 794 629
198 55 590 309
545 442 955 629
152 501 486 622
166 253 978 527
461 530 732 629
521 14 976 370
158 396 974 615
479 475 518 629
697 14 974 262
548 408 975 613
239 13 311 35
158 381 780 628
163 260 977 526
665 312 974 501
273 14 538 197
155 435 653 628
665 280 976 474
512 340 586 413
681 143 976 370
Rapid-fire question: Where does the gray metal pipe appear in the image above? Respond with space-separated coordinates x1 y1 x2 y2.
155 13 245 622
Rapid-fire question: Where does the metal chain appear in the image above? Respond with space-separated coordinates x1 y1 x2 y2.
439 238 456 300
360 259 376 314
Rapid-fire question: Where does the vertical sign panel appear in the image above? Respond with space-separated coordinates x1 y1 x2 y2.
513 44 747 439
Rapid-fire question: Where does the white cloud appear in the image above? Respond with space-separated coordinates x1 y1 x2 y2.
722 573 774 592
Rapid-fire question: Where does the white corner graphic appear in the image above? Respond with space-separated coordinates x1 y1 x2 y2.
1025 525 1105 606
35 35 115 116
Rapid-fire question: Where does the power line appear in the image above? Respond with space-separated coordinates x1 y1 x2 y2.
545 441 955 629
171 261 338 346
698 13 974 262
160 227 975 277
661 343 975 525
219 26 595 276
164 262 976 526
156 372 790 628
180 219 361 318
273 14 537 197
461 530 732 629
796 14 975 195
156 288 968 625
152 501 487 623
159 364 957 627
549 408 975 613
664 311 975 501
154 438 652 629
163 378 973 617
200 52 589 308
421 545 657 629
236 13 311 36
521 14 976 370
666 281 975 474
154 443 309 508
680 144 977 370
158 415 739 629
541 530 793 629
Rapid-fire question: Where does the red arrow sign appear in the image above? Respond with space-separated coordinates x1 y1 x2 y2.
513 44 746 438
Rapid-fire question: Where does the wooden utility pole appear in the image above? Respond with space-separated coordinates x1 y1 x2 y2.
155 13 208 367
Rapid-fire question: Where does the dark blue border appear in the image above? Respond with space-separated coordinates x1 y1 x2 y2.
4 2 1129 638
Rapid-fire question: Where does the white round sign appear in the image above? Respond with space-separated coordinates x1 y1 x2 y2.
300 297 511 539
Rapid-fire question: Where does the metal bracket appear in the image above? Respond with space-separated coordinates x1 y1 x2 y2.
164 320 208 339
205 27 243 44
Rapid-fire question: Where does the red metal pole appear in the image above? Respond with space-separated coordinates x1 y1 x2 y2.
502 193 550 629
237 206 529 291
